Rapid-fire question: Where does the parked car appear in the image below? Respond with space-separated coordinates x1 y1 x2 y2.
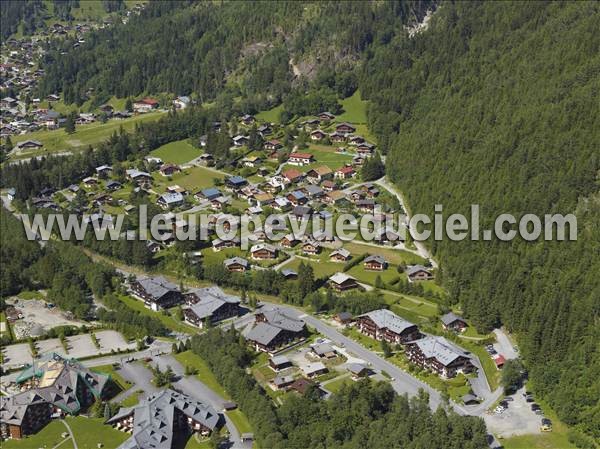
540 418 552 432
504 396 514 402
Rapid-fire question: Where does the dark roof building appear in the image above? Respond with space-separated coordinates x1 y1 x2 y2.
183 287 241 328
244 308 306 353
356 309 420 344
129 276 182 311
106 389 222 449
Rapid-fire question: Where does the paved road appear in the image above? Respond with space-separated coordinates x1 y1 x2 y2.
493 328 518 360
150 355 251 449
375 177 439 268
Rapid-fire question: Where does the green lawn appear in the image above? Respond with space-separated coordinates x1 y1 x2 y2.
67 416 129 449
256 104 284 123
120 389 143 407
151 139 203 164
16 290 45 300
347 264 401 286
343 242 428 266
117 294 198 334
153 165 225 193
91 364 132 392
226 409 253 434
11 112 164 158
336 90 368 124
1 419 70 449
174 351 230 399
283 257 342 278
324 376 353 393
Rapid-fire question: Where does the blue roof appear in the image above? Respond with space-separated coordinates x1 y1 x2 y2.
201 187 221 198
290 191 306 200
227 176 247 185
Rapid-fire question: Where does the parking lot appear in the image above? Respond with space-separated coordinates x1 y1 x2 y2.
484 386 543 437
1 330 136 370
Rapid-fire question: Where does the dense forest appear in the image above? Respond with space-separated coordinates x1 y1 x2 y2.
359 1 600 439
7 0 599 443
191 328 489 449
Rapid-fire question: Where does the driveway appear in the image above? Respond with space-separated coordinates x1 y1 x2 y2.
151 355 251 449
493 328 518 360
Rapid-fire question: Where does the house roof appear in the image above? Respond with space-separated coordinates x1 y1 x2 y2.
259 308 305 333
409 336 469 367
331 248 351 258
406 265 431 276
329 272 356 285
134 276 179 300
270 355 290 366
224 257 249 268
364 255 386 265
302 362 327 375
358 309 415 335
158 192 184 205
250 243 277 254
441 312 466 326
289 152 313 160
186 286 240 321
244 322 283 346
345 363 368 375
107 389 221 449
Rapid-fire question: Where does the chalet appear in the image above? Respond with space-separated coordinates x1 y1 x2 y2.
302 362 328 378
183 287 240 328
264 139 282 151
212 237 240 251
441 312 468 332
281 269 298 279
198 153 213 164
321 180 336 192
210 196 230 210
95 165 112 177
306 166 333 184
129 276 182 311
328 272 359 292
273 196 291 211
348 135 365 146
240 114 255 125
346 363 370 380
335 166 356 179
106 390 221 446
82 177 98 187
335 122 356 135
356 142 376 155
318 111 335 121
310 129 327 141
292 205 312 221
257 167 270 177
225 175 248 190
14 140 42 151
333 311 353 324
364 255 387 271
254 192 274 206
99 104 114 115
224 257 249 272
159 163 181 177
302 240 320 255
323 190 348 206
405 336 474 379
166 185 187 195
173 96 191 109
282 168 304 184
303 184 324 198
232 135 249 147
356 309 420 344
330 248 351 263
244 308 306 352
329 131 346 143
406 265 433 282
195 187 222 201
288 152 315 166
257 124 272 136
157 192 184 209
494 355 506 369
288 191 308 206
311 343 337 359
133 98 159 113
288 378 325 397
250 243 277 260
356 199 376 213
112 110 131 119
47 94 60 102
242 156 262 167
125 169 152 184
271 375 295 390
280 234 299 248
269 355 292 371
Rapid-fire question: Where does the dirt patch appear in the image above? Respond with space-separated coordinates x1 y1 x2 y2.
8 298 86 340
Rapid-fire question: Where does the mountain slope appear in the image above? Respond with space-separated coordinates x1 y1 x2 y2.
361 1 600 439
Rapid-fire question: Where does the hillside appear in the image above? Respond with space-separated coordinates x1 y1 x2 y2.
361 1 600 441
